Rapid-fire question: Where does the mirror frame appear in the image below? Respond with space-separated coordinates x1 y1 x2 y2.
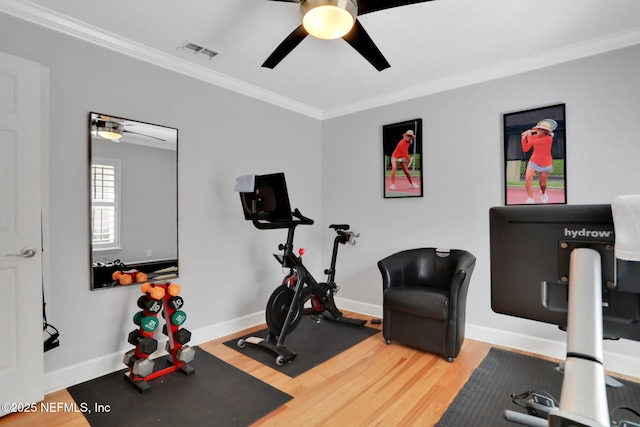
89 112 179 290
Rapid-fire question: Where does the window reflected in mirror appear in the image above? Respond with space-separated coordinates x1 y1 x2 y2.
90 112 178 289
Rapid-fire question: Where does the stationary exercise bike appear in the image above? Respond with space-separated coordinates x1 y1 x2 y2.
234 173 367 365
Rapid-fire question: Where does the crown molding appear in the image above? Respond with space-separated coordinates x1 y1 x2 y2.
0 0 324 120
2 0 639 121
322 27 640 119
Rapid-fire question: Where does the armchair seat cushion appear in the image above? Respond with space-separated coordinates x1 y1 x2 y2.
383 287 449 321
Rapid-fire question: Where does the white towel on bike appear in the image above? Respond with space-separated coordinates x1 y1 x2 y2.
612 194 640 261
234 174 256 192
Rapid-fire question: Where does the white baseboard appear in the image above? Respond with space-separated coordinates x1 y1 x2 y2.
340 297 640 378
44 311 264 394
334 296 383 319
45 299 640 394
466 323 640 379
465 323 567 360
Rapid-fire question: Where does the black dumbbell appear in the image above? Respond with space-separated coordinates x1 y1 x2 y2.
127 330 158 355
161 325 190 345
174 328 191 345
169 295 184 310
137 295 162 314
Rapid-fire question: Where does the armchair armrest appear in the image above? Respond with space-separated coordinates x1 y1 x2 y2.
447 252 477 304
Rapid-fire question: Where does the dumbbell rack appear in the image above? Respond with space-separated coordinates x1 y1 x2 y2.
123 282 195 393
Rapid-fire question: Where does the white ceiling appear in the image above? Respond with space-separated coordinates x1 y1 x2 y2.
3 0 640 119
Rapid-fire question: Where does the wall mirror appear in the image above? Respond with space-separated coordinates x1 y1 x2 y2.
89 112 178 290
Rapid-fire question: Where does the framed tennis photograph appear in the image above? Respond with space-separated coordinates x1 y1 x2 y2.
382 118 423 198
503 104 566 205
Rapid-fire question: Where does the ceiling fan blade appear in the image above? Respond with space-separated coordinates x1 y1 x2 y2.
343 20 390 71
98 115 124 124
262 25 309 69
357 0 435 16
123 130 166 142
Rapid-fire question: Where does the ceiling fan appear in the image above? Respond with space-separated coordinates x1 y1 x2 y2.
263 0 435 71
92 115 166 142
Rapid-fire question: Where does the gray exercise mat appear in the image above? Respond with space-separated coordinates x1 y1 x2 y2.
224 316 380 377
68 347 292 426
436 347 640 426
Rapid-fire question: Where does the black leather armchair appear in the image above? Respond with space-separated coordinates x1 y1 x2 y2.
378 248 476 362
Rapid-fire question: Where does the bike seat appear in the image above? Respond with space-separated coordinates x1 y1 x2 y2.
329 224 350 231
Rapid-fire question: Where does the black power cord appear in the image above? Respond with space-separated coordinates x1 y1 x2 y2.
43 301 59 352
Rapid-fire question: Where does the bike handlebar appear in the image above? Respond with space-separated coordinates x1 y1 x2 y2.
248 204 358 247
344 231 360 246
250 208 314 230
292 209 314 225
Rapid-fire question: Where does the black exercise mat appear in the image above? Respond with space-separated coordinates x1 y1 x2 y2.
224 316 380 377
436 347 640 426
67 347 292 427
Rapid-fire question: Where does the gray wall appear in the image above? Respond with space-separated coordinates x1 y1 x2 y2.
321 44 640 360
2 10 640 382
0 13 322 374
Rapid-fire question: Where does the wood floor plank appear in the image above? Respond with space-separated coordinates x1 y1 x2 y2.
1 311 635 426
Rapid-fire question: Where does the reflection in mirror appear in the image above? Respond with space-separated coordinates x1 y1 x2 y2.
90 112 178 289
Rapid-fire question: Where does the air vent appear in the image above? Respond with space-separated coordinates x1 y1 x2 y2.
179 40 220 60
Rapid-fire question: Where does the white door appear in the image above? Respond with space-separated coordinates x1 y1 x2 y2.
0 51 45 416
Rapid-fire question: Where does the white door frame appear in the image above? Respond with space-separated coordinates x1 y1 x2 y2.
0 50 49 417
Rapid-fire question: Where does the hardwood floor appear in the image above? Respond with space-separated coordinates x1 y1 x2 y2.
1 312 637 426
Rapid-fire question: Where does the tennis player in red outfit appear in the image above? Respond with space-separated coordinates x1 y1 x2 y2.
389 130 419 190
520 119 557 204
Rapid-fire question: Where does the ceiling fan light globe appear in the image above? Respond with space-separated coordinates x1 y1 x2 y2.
96 121 123 140
301 0 357 40
97 130 122 140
